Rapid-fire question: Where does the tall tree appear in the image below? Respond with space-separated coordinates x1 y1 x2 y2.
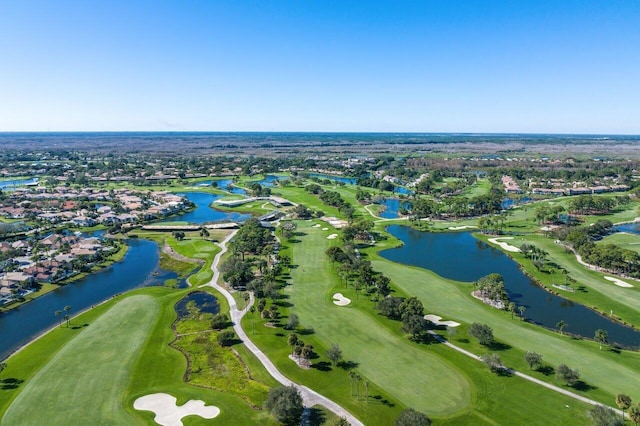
326 344 343 366
287 334 298 356
595 329 608 350
395 408 431 426
615 394 632 421
589 405 623 426
556 320 567 335
524 351 542 370
264 386 304 426
55 310 63 327
63 305 71 327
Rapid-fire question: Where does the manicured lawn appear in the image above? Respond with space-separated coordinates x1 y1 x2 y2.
243 222 598 424
599 232 640 254
286 225 471 417
370 252 640 405
1 287 279 425
3 295 160 425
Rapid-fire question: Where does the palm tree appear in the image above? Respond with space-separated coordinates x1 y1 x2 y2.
594 329 608 350
288 334 299 356
0 361 6 382
616 394 632 421
55 310 63 327
556 320 567 335
518 305 526 320
63 305 71 327
508 302 516 319
355 374 362 400
364 381 369 404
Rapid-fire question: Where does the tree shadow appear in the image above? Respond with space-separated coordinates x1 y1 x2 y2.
496 368 514 377
274 300 293 308
338 360 359 370
288 239 302 244
71 323 89 330
307 407 327 426
457 338 470 344
298 328 315 336
275 332 285 337
488 341 512 351
1 378 24 390
572 380 597 392
311 361 332 372
370 395 395 407
536 365 555 376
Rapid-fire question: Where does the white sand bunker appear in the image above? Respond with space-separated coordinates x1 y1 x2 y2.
448 225 477 230
488 237 521 253
134 393 220 426
312 224 321 228
604 276 634 288
327 233 338 240
322 227 329 231
333 293 351 306
424 314 460 328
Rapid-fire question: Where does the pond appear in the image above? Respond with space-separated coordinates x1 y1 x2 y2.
0 238 175 359
0 178 39 190
308 172 358 185
193 179 247 195
166 192 251 224
375 198 410 219
251 175 280 187
174 291 220 319
613 222 640 235
381 225 640 348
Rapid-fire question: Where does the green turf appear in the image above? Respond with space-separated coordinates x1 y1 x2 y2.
599 232 640 254
370 252 640 404
3 295 159 425
287 224 471 417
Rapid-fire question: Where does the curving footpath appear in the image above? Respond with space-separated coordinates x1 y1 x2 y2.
427 330 626 418
201 231 363 426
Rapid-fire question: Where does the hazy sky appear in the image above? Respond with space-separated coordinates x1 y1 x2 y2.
1 1 639 133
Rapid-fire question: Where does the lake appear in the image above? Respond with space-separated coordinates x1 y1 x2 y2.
381 225 640 348
0 238 174 359
193 179 247 195
167 192 251 223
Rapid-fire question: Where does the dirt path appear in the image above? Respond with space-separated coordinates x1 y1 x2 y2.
200 231 363 426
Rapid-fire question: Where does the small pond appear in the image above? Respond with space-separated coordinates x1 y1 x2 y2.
308 173 358 185
381 225 640 348
0 178 39 190
375 198 410 219
174 291 220 319
251 175 280 187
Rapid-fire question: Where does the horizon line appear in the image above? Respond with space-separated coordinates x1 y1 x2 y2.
1 130 639 137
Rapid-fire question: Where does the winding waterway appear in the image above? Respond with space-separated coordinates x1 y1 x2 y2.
0 239 173 359
0 192 247 359
381 225 640 348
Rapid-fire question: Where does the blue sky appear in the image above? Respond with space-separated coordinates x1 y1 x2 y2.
0 1 638 133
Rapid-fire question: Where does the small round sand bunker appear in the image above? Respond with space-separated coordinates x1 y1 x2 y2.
327 234 338 240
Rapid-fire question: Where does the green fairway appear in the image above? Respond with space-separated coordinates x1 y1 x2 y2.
3 295 159 425
287 224 471 417
371 253 640 404
599 232 640 254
